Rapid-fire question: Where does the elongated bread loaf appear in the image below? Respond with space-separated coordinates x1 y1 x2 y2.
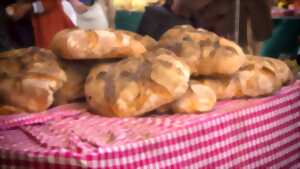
194 56 293 99
51 29 148 60
0 48 66 112
85 49 191 117
159 25 246 76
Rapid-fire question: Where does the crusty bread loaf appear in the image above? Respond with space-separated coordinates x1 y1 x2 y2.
85 48 191 117
170 80 217 114
245 55 293 86
159 25 246 76
0 47 67 112
51 29 148 60
194 56 293 99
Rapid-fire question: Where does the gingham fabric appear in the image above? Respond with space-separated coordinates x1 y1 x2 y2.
0 82 300 169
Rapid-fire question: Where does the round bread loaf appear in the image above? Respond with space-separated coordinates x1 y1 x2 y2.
245 55 293 86
85 48 191 117
0 47 66 112
51 29 148 60
159 25 246 76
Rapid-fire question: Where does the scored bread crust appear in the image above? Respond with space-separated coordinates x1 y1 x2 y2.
85 48 191 117
51 29 148 60
0 47 66 112
159 25 246 76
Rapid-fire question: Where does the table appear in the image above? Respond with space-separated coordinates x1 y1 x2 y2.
1 81 300 169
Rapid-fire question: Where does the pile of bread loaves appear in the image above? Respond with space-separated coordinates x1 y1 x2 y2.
0 25 293 117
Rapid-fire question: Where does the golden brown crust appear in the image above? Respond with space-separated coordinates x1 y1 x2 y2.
159 25 246 76
0 47 66 112
170 80 217 114
51 29 148 60
85 48 190 117
193 56 293 100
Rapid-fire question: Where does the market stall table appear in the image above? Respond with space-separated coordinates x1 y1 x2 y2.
1 81 300 169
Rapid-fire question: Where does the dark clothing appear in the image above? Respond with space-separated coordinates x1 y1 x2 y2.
137 5 191 40
174 0 273 45
139 0 272 47
0 1 15 51
0 0 34 51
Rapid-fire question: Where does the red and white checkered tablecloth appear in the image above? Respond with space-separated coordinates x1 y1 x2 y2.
0 81 300 169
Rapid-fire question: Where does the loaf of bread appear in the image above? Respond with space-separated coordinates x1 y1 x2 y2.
0 48 67 112
51 29 148 60
159 25 246 76
245 55 293 86
194 56 293 99
170 80 217 114
85 48 191 117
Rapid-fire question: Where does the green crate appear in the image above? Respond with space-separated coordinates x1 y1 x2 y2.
115 10 144 32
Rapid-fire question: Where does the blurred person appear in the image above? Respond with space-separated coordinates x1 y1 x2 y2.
0 1 15 51
0 0 34 51
6 0 74 48
67 0 115 29
137 0 191 40
170 0 273 54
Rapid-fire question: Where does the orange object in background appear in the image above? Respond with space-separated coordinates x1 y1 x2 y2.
32 0 74 48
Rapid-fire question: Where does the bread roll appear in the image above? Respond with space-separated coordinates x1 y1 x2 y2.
51 29 147 60
159 25 246 76
0 48 67 112
85 48 190 117
170 80 217 114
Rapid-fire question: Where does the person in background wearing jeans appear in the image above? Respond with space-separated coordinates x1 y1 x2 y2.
6 0 74 49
